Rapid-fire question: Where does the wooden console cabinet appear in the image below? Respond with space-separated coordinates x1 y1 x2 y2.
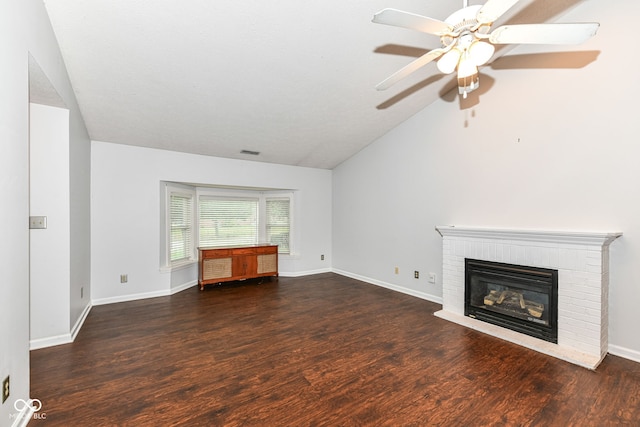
198 244 278 290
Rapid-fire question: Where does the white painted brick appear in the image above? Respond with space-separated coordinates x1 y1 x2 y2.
484 242 496 261
565 311 601 328
538 248 551 267
548 248 560 268
472 241 483 258
562 316 601 335
586 250 601 264
586 263 603 274
514 245 526 264
559 248 580 270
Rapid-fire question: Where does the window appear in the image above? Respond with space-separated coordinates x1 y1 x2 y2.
199 196 259 247
168 191 195 264
266 197 290 253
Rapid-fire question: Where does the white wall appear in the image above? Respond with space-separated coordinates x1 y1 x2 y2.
69 96 92 333
0 3 32 421
0 0 90 423
91 141 332 304
333 0 640 361
29 103 71 342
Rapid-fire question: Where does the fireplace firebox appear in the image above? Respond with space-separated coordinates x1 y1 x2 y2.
465 259 558 343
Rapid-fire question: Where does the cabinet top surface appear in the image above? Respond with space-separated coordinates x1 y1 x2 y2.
198 243 277 251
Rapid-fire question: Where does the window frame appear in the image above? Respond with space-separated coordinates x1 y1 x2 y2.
163 183 197 269
265 195 292 254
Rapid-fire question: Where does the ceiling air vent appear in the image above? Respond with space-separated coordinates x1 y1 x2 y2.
240 149 260 156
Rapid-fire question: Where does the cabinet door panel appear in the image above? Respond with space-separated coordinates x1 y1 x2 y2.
203 258 232 280
232 255 257 277
244 255 257 276
257 254 277 274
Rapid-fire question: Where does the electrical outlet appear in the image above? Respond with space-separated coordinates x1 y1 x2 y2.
2 375 9 404
321 254 324 260
394 267 399 274
414 271 419 279
29 216 47 229
429 272 437 284
120 274 128 283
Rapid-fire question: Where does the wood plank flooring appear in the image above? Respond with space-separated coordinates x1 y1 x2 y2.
30 273 640 426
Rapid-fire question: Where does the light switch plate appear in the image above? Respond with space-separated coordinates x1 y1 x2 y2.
29 216 47 229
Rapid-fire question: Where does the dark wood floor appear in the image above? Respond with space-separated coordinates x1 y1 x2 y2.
30 273 639 426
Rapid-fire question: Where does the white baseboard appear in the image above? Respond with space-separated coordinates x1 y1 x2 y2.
30 332 72 350
70 302 92 340
92 289 171 306
30 302 92 350
280 268 332 277
170 280 198 295
332 269 443 304
608 344 640 364
92 281 200 306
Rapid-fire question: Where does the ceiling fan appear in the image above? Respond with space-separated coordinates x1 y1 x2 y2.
373 0 599 98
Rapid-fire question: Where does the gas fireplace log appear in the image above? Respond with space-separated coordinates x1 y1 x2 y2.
525 301 544 318
483 290 545 318
494 290 526 308
484 290 500 306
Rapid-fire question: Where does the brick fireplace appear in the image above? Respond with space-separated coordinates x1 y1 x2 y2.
435 226 622 369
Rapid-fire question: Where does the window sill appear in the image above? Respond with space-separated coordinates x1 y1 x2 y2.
160 259 197 273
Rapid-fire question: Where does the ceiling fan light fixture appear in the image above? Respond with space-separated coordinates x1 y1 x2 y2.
468 40 495 66
436 48 461 74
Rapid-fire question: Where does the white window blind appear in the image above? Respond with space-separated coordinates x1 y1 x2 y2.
169 193 194 263
199 197 259 247
266 197 290 254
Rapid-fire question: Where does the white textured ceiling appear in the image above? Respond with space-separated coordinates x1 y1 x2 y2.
42 0 589 169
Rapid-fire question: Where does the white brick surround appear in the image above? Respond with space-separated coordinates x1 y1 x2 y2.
435 226 622 369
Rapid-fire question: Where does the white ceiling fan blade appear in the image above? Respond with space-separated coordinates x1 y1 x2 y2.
490 23 600 45
476 0 521 24
372 8 452 36
376 48 446 91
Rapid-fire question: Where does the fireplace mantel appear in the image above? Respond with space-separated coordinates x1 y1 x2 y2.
434 225 622 369
436 226 622 247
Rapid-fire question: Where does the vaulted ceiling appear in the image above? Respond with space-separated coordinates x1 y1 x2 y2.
43 0 590 169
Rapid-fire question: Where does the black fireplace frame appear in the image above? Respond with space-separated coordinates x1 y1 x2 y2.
465 258 558 343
